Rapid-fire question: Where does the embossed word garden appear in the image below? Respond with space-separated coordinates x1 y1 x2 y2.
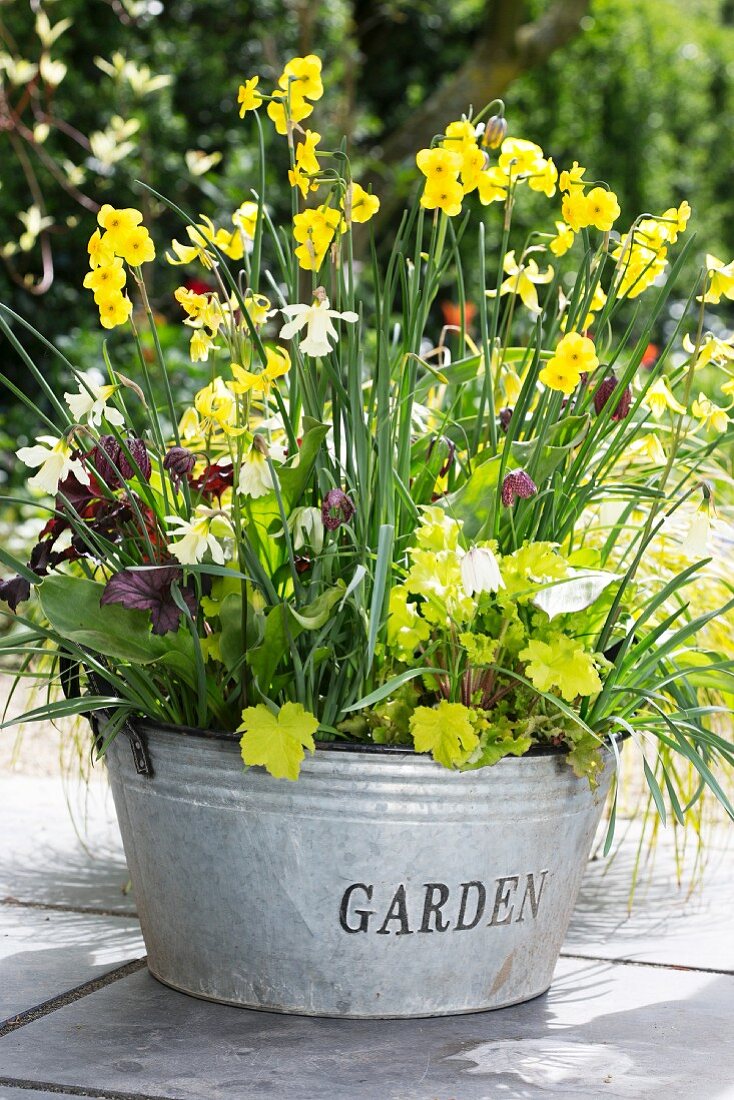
1 53 733 1016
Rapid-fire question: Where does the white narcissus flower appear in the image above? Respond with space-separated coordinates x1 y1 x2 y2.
16 435 89 495
166 509 228 565
279 294 358 358
460 546 505 597
64 380 124 427
237 448 276 499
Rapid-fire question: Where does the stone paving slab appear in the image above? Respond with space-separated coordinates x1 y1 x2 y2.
0 904 144 1021
1 958 732 1100
565 823 734 972
0 778 134 916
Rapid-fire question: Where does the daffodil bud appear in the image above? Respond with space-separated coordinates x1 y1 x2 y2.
483 114 508 150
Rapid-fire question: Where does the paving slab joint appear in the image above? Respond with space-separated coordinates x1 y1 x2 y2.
0 1077 184 1100
0 897 137 920
560 950 734 976
0 958 148 1038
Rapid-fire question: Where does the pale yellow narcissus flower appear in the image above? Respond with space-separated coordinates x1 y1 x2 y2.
233 202 259 241
64 379 124 428
691 393 730 434
700 254 734 305
229 347 290 395
626 433 667 466
17 435 89 495
487 250 554 315
645 378 685 418
166 508 229 565
194 377 243 435
682 331 734 370
279 294 358 358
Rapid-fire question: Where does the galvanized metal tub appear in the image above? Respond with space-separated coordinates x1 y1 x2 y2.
105 724 614 1018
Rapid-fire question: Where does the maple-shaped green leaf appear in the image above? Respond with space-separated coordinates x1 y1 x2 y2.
565 730 605 790
238 701 319 781
519 634 602 702
465 733 533 770
409 701 479 768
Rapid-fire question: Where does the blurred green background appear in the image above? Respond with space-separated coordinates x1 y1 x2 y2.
1 0 733 469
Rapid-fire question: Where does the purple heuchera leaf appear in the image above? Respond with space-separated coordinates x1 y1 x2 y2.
101 566 197 635
594 374 631 421
322 488 355 531
0 574 31 611
501 469 538 508
163 446 196 490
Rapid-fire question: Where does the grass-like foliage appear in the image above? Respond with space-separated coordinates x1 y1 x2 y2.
1 55 733 838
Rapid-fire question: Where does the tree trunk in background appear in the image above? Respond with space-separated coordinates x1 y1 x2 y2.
360 0 591 221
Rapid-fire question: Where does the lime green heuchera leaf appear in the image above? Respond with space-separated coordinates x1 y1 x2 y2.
466 732 533 769
519 634 602 702
459 632 497 665
565 729 605 789
238 701 319 780
409 700 479 768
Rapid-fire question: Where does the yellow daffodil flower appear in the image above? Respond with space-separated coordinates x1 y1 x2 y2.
682 332 734 370
190 330 216 362
114 225 156 266
292 206 341 271
498 137 545 178
87 227 116 269
559 162 586 192
528 157 558 198
692 392 730 434
267 89 312 134
242 291 272 326
232 201 259 240
194 376 242 435
288 130 321 197
645 377 686 418
420 176 464 217
487 249 554 315
539 332 598 394
83 258 126 299
700 254 734 305
549 220 575 257
476 165 509 205
342 181 380 226
415 147 462 181
584 187 620 232
97 293 133 329
279 54 323 102
237 76 262 116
